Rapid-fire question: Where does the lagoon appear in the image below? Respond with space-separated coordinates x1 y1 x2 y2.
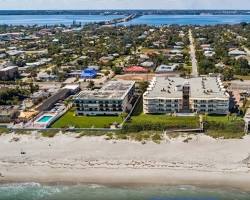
120 15 250 26
0 15 125 26
1 15 250 26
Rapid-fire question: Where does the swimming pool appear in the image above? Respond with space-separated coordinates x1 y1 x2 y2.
37 115 53 123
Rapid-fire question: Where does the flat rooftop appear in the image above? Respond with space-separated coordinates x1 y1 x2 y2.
229 80 250 91
0 65 17 71
0 106 18 115
76 80 135 100
144 76 228 100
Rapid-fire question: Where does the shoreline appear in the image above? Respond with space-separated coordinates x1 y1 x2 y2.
1 169 250 192
0 133 250 191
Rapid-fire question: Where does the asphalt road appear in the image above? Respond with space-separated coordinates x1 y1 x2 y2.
189 29 199 77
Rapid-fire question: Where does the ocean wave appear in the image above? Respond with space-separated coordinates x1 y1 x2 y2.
0 183 64 200
87 184 107 189
0 182 41 188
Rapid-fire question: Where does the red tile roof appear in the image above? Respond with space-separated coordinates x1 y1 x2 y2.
124 66 149 73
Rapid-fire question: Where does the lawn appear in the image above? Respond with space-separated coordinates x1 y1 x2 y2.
131 114 199 128
124 114 246 138
205 115 242 122
122 98 200 133
235 75 250 80
203 115 245 139
51 110 123 128
123 113 199 133
243 99 250 109
51 104 246 139
0 127 9 135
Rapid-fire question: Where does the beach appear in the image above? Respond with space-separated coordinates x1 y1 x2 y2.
0 133 250 191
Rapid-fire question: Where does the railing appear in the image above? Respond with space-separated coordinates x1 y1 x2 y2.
46 104 72 128
120 95 142 128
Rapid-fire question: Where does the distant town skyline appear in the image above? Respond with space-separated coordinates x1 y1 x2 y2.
0 0 250 10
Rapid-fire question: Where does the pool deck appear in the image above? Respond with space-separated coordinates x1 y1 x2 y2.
21 104 70 129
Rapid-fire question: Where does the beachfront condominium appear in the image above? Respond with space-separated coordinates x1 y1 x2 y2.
0 65 18 81
74 80 135 116
143 76 229 115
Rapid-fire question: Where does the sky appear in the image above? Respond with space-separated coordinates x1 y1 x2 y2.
0 0 250 10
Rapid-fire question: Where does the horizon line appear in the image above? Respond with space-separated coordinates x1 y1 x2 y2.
0 9 250 11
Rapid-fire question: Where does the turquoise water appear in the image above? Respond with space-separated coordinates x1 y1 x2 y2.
0 183 250 200
37 115 53 123
1 15 250 26
0 15 125 26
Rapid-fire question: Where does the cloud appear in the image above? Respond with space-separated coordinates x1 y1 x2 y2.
0 0 250 9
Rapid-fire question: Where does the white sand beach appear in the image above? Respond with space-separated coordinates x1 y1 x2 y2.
0 133 250 190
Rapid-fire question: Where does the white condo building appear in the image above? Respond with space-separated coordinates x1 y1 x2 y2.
143 76 229 115
74 80 135 116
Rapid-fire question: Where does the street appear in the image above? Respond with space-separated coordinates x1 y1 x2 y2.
189 29 199 77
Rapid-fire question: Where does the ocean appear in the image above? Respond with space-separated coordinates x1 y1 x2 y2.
1 13 250 200
0 183 250 200
1 14 250 26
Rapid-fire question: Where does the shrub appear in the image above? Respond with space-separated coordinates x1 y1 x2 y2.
152 133 162 143
105 133 114 140
0 128 9 135
116 134 128 140
134 134 143 142
41 130 58 138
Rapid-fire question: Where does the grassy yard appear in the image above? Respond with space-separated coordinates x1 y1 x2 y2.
131 114 199 128
50 100 246 139
235 75 250 80
123 114 200 133
0 127 9 135
122 97 200 133
204 115 245 139
51 110 123 128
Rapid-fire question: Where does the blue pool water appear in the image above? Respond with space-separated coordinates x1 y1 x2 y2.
37 115 53 123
